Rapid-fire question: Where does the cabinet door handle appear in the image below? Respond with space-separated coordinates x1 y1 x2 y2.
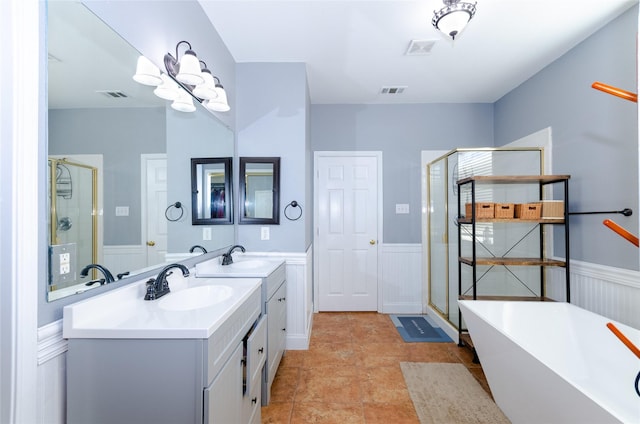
251 397 258 404
278 297 286 302
282 328 286 332
258 347 264 354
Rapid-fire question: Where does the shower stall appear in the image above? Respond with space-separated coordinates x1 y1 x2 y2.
426 148 544 330
48 157 98 292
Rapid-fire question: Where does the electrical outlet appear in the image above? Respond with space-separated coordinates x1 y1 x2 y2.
261 227 270 240
203 227 212 240
60 252 70 274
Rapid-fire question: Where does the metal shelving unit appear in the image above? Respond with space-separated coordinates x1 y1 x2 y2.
456 175 571 351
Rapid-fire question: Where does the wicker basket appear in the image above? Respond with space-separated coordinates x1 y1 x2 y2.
495 203 515 219
515 203 542 219
465 202 495 219
541 200 564 218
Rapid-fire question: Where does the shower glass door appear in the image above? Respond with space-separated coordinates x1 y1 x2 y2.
427 157 448 317
48 158 97 292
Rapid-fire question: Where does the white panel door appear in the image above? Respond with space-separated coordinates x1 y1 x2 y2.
142 154 167 266
317 153 380 311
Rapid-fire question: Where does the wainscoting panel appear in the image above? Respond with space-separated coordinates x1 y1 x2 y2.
547 259 640 329
37 321 66 424
380 244 423 314
102 245 146 275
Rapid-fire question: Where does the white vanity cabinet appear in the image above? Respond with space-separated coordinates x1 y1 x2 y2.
64 278 264 424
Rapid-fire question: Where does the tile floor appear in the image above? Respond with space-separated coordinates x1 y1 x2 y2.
261 312 491 423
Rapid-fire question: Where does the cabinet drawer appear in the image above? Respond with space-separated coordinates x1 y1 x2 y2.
246 316 267 388
243 373 262 424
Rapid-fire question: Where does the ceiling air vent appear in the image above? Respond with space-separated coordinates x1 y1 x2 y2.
405 39 437 56
96 90 129 99
380 86 407 95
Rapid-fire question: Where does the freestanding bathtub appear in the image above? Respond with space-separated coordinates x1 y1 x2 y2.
458 300 640 424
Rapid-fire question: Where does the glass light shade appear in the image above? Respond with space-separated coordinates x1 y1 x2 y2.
436 10 471 39
153 74 180 101
432 1 476 41
171 89 196 112
132 56 162 86
176 51 204 86
192 70 218 100
205 86 230 112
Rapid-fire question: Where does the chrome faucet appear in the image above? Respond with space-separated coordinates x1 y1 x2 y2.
80 264 115 286
144 263 190 301
221 245 245 265
189 245 208 254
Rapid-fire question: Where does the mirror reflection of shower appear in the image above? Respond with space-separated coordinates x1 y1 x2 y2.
48 158 98 291
55 162 73 231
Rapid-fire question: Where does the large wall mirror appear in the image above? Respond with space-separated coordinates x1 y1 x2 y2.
46 2 235 301
191 157 233 225
239 157 281 224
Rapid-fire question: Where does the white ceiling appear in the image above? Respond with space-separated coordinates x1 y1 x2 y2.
198 0 638 104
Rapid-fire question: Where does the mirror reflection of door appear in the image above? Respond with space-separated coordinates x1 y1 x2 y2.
191 157 233 225
239 157 280 225
245 163 274 219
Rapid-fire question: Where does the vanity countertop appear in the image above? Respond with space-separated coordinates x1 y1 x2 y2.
195 254 285 278
63 274 261 339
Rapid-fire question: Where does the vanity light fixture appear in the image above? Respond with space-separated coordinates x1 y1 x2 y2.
192 61 218 100
132 56 162 86
432 0 477 41
133 40 230 112
165 40 204 86
153 73 181 101
204 77 230 112
171 88 197 113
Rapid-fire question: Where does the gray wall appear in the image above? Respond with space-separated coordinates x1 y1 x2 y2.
49 107 166 245
166 105 234 253
236 62 311 253
494 6 638 270
311 103 494 243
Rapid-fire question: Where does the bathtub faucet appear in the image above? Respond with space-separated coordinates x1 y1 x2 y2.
80 264 115 285
144 263 190 300
221 245 245 265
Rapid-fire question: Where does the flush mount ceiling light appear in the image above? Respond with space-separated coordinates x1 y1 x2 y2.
432 0 477 41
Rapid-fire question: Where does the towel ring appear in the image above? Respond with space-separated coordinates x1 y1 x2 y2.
165 201 184 222
284 200 303 221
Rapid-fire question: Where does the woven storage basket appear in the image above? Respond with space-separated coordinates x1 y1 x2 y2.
515 203 542 219
495 203 515 219
465 203 494 219
541 200 564 218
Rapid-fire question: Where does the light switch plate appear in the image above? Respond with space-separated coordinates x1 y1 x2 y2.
395 203 410 214
202 227 212 240
115 206 130 216
261 227 270 240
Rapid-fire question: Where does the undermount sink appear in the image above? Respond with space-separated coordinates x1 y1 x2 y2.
158 285 233 311
229 259 271 269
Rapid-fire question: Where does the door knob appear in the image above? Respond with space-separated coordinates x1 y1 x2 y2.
369 239 376 245
147 241 156 246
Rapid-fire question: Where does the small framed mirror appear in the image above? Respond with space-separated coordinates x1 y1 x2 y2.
239 157 280 224
191 157 233 225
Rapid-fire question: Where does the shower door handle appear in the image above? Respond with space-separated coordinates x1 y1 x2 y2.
146 241 156 247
